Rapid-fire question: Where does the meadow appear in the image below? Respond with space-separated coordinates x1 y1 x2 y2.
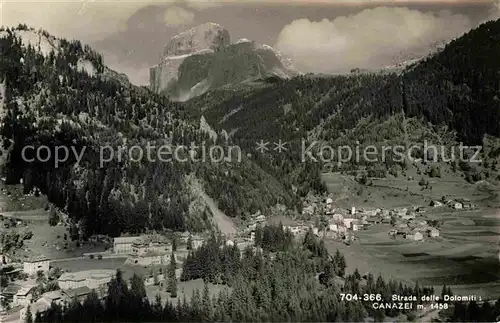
321 168 500 299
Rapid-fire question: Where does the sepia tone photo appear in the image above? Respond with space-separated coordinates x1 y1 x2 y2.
0 1 499 322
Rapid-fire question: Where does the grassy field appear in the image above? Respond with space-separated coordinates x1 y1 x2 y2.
321 167 500 299
0 183 47 212
0 182 108 261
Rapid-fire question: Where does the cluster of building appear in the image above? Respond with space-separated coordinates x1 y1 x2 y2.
113 233 204 266
430 197 475 210
1 232 209 321
296 195 444 245
390 220 440 241
1 254 114 322
244 211 267 233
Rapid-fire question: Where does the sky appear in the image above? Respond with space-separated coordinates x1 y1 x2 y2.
1 1 499 85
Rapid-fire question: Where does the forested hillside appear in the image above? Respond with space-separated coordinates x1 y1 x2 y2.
0 25 302 238
2 18 500 238
29 225 500 322
184 19 500 181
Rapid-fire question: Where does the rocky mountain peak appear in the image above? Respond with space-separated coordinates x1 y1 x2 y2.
150 22 299 100
163 22 230 57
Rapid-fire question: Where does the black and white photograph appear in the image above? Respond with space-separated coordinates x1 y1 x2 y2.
0 0 499 322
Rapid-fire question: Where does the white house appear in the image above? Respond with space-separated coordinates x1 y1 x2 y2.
302 205 315 216
402 213 415 221
131 236 171 256
23 256 50 275
343 218 356 228
127 251 170 266
236 241 252 251
192 236 204 250
13 286 34 306
255 215 266 223
58 269 115 290
362 209 379 217
21 290 69 322
179 232 190 243
331 213 344 224
394 207 408 216
430 200 443 207
406 231 423 241
113 236 141 254
284 226 301 235
428 228 440 238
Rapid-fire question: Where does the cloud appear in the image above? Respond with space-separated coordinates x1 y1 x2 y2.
0 0 215 41
101 50 152 86
163 6 195 26
485 0 500 21
183 0 222 10
1 1 148 41
275 7 474 73
1 1 496 42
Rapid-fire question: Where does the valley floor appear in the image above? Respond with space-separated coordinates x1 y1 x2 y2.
320 171 500 299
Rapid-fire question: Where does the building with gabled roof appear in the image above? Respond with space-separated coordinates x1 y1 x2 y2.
113 236 141 254
23 255 50 275
20 290 69 322
62 286 92 303
1 283 21 303
14 286 35 307
428 227 440 238
405 231 424 241
127 250 170 266
58 269 115 290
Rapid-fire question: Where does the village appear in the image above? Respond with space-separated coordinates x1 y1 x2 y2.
238 193 477 245
0 184 483 323
1 227 261 322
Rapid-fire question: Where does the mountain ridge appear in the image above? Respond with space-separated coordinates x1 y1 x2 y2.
0 24 303 237
149 22 299 101
1 18 500 239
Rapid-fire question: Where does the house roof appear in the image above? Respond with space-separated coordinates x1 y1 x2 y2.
142 250 166 257
2 284 21 296
41 290 66 301
62 286 92 298
114 236 141 244
25 255 49 263
15 286 34 296
135 234 170 245
58 269 115 282
30 297 52 314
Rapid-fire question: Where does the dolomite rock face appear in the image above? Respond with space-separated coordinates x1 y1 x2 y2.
150 22 230 94
150 22 300 101
163 22 230 57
